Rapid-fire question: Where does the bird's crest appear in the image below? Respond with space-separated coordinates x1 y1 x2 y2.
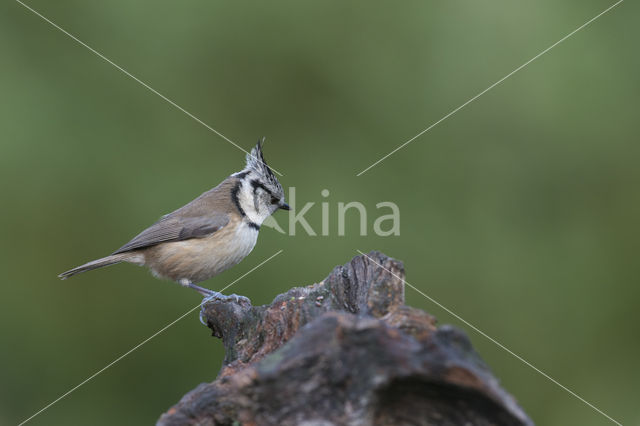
245 138 280 188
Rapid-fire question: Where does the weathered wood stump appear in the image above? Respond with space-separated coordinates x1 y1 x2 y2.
158 251 533 426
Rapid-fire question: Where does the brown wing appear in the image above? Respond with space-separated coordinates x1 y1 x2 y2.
112 213 230 254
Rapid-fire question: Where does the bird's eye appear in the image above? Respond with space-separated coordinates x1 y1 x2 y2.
271 196 279 204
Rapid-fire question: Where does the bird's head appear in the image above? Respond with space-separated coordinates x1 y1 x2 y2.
233 139 289 225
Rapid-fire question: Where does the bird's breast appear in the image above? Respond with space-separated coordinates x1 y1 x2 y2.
144 220 259 284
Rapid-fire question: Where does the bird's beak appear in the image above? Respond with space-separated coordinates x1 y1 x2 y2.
280 202 291 211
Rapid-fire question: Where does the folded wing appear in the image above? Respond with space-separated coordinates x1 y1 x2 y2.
112 214 230 254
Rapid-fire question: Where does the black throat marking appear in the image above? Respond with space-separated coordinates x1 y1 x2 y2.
231 180 260 230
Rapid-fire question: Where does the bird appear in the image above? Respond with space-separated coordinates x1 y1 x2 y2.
59 139 289 301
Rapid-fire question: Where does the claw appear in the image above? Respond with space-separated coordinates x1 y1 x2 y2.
199 309 208 326
229 293 251 305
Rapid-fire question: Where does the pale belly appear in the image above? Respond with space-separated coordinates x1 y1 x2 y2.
143 222 259 283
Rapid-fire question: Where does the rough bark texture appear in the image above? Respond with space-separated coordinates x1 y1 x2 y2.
158 251 533 426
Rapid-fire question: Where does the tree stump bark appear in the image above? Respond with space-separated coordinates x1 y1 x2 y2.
158 251 533 426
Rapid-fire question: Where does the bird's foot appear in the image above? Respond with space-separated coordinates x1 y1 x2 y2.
201 291 251 305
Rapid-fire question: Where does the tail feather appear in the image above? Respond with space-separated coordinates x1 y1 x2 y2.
58 253 130 279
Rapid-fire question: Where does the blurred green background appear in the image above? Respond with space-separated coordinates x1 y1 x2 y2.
1 1 638 425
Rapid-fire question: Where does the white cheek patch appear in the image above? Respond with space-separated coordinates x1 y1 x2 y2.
238 183 271 225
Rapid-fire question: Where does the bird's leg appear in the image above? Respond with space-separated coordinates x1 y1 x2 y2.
179 279 251 304
179 279 216 297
